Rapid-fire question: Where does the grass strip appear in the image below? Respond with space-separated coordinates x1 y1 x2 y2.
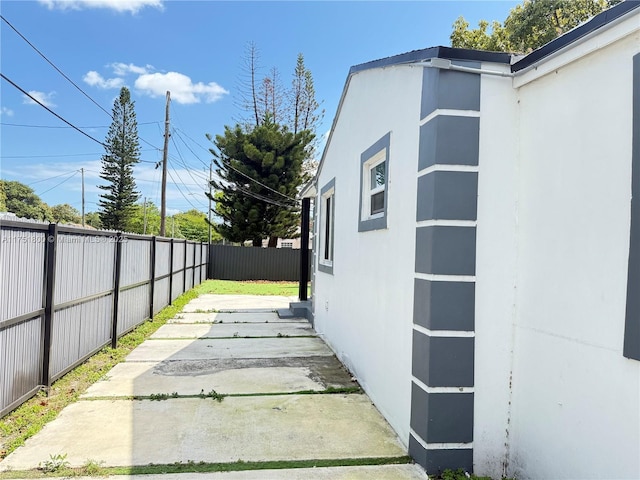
0 456 412 479
146 335 317 340
0 288 200 461
194 279 306 297
78 386 364 402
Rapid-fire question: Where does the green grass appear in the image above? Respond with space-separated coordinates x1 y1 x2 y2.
194 279 303 297
0 287 200 461
0 456 412 479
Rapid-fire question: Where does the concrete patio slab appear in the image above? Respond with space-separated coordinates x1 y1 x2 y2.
151 322 315 339
182 294 296 313
169 312 306 324
29 465 428 479
0 395 406 470
81 363 326 397
82 355 355 398
126 337 333 362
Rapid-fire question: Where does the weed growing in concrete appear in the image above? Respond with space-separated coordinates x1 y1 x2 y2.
431 468 516 480
198 389 226 402
149 392 179 401
81 459 105 475
38 453 69 472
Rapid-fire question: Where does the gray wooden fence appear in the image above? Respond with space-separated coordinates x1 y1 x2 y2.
0 218 208 418
209 244 307 281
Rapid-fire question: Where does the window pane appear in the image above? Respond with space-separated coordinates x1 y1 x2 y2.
370 162 385 189
371 191 384 215
324 196 331 260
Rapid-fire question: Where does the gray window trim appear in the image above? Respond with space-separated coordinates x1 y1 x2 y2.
318 178 335 275
359 132 391 232
624 53 640 361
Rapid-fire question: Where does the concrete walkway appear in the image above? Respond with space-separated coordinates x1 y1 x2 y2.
0 294 427 479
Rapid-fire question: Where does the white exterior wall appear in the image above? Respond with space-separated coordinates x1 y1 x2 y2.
313 65 423 446
506 22 639 480
473 67 520 478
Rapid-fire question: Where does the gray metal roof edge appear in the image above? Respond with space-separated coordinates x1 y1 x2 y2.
348 46 512 75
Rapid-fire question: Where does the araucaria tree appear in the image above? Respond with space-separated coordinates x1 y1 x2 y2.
98 86 141 231
209 46 322 246
209 118 312 247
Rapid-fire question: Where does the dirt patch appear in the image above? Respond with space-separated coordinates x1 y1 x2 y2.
153 356 354 389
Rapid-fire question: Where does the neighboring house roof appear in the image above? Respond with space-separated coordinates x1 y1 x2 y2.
314 0 640 182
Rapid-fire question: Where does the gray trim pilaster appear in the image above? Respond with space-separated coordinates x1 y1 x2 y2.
624 53 640 361
414 279 475 331
410 62 480 475
421 61 481 118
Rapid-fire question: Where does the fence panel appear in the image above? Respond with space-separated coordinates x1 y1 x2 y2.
0 317 42 416
0 225 47 416
117 285 150 336
120 239 151 287
0 228 46 322
1 215 211 417
153 277 170 314
209 245 304 281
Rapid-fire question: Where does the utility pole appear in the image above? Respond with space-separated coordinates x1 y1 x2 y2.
143 197 148 235
80 167 85 227
208 160 212 244
160 91 170 236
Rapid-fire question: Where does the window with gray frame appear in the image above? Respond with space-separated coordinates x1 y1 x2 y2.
359 132 390 232
318 178 335 274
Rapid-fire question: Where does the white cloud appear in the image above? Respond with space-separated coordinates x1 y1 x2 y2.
83 71 124 89
111 62 153 76
23 91 56 108
0 107 14 117
135 72 228 104
38 0 163 14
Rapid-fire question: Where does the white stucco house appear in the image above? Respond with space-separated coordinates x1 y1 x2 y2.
290 2 640 479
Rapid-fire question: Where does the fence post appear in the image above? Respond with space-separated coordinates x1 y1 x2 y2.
149 236 156 320
192 241 196 287
41 223 58 391
183 240 187 293
169 239 174 305
299 197 311 301
111 232 123 348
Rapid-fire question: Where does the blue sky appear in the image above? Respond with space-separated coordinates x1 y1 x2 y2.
0 0 519 216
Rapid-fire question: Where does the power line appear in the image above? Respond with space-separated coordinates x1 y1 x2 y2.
0 148 158 159
167 168 206 211
27 170 79 186
0 121 160 129
0 15 113 118
37 170 78 196
0 73 106 147
219 157 298 203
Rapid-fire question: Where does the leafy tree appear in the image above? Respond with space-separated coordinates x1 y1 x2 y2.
451 0 621 53
50 203 81 224
98 86 141 231
0 179 52 220
85 212 102 229
173 209 221 242
0 182 6 212
128 201 161 235
208 118 312 246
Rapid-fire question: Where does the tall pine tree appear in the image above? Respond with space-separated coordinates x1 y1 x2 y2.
98 87 141 231
208 117 312 246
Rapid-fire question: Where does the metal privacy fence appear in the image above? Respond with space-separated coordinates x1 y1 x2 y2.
0 218 208 417
209 244 308 281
